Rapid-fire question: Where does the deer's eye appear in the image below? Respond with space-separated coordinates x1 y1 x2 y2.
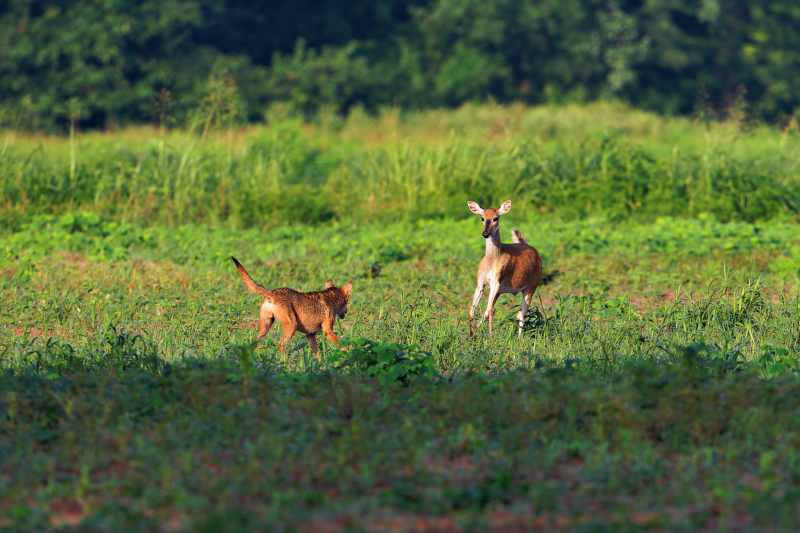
493 217 499 222
480 217 484 222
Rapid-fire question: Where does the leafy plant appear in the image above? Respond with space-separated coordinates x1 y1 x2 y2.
758 344 800 378
328 338 437 384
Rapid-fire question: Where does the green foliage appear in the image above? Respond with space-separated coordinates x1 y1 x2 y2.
328 338 437 384
264 41 374 117
0 0 205 128
3 0 800 126
758 344 800 378
7 211 800 277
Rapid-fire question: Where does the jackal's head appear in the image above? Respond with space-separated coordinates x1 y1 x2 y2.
467 200 511 238
325 279 353 319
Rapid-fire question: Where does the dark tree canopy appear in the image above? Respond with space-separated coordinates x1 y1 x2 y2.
1 0 799 129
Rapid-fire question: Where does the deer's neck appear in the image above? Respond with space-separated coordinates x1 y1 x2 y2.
484 229 503 264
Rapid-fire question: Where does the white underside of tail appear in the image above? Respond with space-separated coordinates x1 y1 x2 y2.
511 229 527 245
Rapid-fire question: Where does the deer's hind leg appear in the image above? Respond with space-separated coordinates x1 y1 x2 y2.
517 285 537 338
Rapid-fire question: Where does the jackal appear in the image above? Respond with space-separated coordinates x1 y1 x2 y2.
231 256 353 359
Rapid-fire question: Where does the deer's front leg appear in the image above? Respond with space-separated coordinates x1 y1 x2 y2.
468 285 484 337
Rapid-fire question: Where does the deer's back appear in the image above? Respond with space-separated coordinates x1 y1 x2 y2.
476 243 542 290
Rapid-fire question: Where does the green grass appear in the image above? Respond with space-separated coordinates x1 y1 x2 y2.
5 104 800 531
3 213 800 371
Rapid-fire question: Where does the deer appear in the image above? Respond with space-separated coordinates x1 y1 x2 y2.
466 200 543 338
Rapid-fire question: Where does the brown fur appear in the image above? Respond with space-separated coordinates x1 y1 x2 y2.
466 201 543 338
231 256 353 360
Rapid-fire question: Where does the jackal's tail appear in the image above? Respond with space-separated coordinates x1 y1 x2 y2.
231 256 270 296
511 229 528 245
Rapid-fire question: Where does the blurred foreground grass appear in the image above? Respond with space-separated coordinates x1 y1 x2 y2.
4 360 800 532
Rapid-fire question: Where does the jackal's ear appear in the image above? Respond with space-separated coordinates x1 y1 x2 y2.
325 279 335 289
341 280 353 298
497 200 511 215
467 201 484 215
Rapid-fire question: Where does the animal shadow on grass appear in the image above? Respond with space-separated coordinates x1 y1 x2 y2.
540 269 561 286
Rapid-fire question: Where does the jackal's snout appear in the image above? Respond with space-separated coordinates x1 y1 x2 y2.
336 280 354 320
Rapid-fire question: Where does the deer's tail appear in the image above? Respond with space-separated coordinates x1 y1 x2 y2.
231 256 270 296
511 229 528 245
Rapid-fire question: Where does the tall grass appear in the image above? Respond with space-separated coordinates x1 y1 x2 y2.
2 102 800 230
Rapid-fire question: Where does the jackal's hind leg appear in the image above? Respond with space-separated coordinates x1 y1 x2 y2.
277 314 298 362
305 333 320 360
252 314 274 349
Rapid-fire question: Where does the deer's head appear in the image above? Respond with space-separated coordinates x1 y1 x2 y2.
468 200 511 238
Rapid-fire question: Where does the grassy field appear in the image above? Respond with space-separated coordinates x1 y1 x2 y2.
4 104 800 531
3 214 800 371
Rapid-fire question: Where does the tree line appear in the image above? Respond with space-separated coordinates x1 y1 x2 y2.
1 0 799 129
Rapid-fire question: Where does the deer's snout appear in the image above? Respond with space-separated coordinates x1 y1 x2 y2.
482 230 491 238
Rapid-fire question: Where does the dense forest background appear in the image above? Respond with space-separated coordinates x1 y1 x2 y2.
1 0 799 129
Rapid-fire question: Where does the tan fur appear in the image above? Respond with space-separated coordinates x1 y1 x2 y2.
231 256 352 360
466 201 543 338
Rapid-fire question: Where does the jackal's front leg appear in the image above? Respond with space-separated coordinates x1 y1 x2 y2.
321 317 345 353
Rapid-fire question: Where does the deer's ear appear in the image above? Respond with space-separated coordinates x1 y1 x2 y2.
342 280 353 298
467 201 485 215
325 279 335 289
497 200 511 215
